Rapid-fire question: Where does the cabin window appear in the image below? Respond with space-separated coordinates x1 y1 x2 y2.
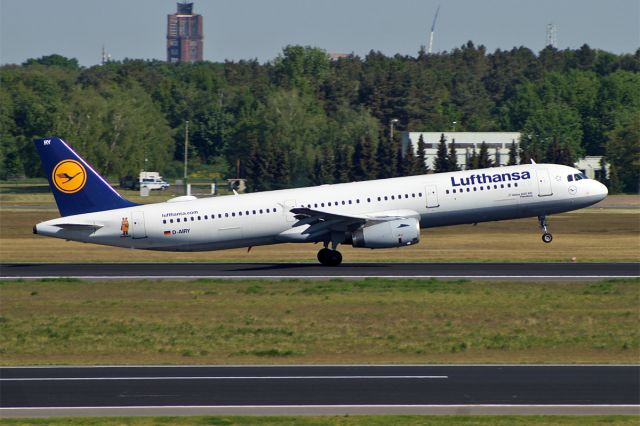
232 213 236 217
473 187 477 191
412 193 416 197
266 208 270 213
514 183 518 187
239 212 243 216
198 216 201 220
391 195 395 200
418 193 423 197
246 211 250 215
348 200 352 204
225 213 229 217
328 202 332 206
170 219 174 223
405 194 409 198
466 188 470 192
494 185 498 189
384 196 388 201
452 189 456 194
500 184 504 188
507 183 511 188
446 190 449 194
163 219 167 224
342 201 346 205
377 197 381 201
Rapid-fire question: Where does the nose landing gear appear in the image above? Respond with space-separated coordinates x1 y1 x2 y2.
538 215 553 243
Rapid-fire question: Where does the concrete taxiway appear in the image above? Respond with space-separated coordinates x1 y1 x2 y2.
1 365 638 417
1 262 638 280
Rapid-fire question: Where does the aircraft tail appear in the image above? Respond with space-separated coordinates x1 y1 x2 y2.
34 137 138 217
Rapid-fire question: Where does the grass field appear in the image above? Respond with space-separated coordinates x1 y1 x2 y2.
1 416 638 425
0 278 637 365
0 190 638 263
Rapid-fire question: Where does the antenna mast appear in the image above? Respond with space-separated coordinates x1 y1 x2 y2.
546 23 558 48
428 5 441 54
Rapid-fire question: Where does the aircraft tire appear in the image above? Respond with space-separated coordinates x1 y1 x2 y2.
542 233 553 243
318 248 342 266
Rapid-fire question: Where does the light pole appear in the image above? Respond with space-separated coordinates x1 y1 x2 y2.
390 118 399 141
184 120 189 195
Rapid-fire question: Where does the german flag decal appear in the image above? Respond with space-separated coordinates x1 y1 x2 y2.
164 231 171 236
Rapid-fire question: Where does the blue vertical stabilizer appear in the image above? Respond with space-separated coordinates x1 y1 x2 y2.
34 137 138 217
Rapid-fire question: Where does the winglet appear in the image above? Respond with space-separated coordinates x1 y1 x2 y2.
34 137 138 217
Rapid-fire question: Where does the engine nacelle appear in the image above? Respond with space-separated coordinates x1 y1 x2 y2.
351 218 420 249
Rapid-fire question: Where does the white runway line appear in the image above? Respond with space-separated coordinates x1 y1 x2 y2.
1 375 448 381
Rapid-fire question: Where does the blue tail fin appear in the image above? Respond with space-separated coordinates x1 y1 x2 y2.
34 137 138 217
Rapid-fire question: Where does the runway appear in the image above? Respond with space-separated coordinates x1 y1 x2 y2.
1 262 638 280
1 365 638 417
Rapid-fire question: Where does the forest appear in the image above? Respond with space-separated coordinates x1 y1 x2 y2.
1 42 638 193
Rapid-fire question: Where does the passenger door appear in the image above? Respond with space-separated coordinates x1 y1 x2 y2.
536 169 553 197
131 211 147 239
425 185 440 208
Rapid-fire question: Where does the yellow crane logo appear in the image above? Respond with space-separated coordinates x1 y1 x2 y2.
52 160 86 194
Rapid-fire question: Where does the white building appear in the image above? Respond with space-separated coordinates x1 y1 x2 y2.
402 132 521 170
401 131 607 179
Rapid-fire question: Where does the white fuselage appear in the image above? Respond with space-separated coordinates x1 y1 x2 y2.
35 164 607 252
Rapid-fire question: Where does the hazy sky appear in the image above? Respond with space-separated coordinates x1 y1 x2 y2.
1 0 638 67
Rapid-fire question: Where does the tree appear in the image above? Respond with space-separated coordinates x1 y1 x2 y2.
508 140 518 165
398 142 419 176
416 134 428 174
376 133 398 178
447 138 459 171
334 144 353 183
466 148 478 170
351 135 377 181
23 54 80 70
434 133 448 173
522 103 583 163
605 111 640 193
477 141 493 168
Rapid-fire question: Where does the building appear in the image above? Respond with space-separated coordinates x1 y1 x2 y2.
167 2 203 63
402 131 607 179
402 132 521 170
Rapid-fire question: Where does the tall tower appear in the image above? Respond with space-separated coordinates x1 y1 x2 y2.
167 2 203 63
545 23 558 48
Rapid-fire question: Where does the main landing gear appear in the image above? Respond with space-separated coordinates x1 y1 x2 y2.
317 247 343 266
538 215 553 243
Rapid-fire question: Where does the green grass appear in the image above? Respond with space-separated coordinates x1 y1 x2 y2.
0 278 638 365
1 416 639 425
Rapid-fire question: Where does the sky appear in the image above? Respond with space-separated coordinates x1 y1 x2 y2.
1 0 638 67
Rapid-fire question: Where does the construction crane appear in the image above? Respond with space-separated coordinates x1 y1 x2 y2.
427 4 441 54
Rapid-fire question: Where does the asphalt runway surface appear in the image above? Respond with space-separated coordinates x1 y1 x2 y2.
1 262 638 280
1 365 638 417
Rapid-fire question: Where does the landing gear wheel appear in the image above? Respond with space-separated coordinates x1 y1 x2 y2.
317 248 343 266
538 215 553 244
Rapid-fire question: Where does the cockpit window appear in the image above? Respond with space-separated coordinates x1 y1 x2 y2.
567 175 574 182
573 173 587 181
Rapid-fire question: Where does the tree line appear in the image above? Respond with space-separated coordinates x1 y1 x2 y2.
1 43 638 193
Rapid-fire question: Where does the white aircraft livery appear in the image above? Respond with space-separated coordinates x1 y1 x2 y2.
34 137 608 266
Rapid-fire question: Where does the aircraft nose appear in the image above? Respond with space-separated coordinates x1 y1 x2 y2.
593 180 608 200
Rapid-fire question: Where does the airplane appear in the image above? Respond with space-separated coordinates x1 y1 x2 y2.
33 137 608 266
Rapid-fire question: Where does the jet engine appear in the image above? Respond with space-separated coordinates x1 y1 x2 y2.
351 218 420 249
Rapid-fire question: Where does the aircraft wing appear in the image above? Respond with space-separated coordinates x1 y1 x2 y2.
288 207 420 237
290 207 418 224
